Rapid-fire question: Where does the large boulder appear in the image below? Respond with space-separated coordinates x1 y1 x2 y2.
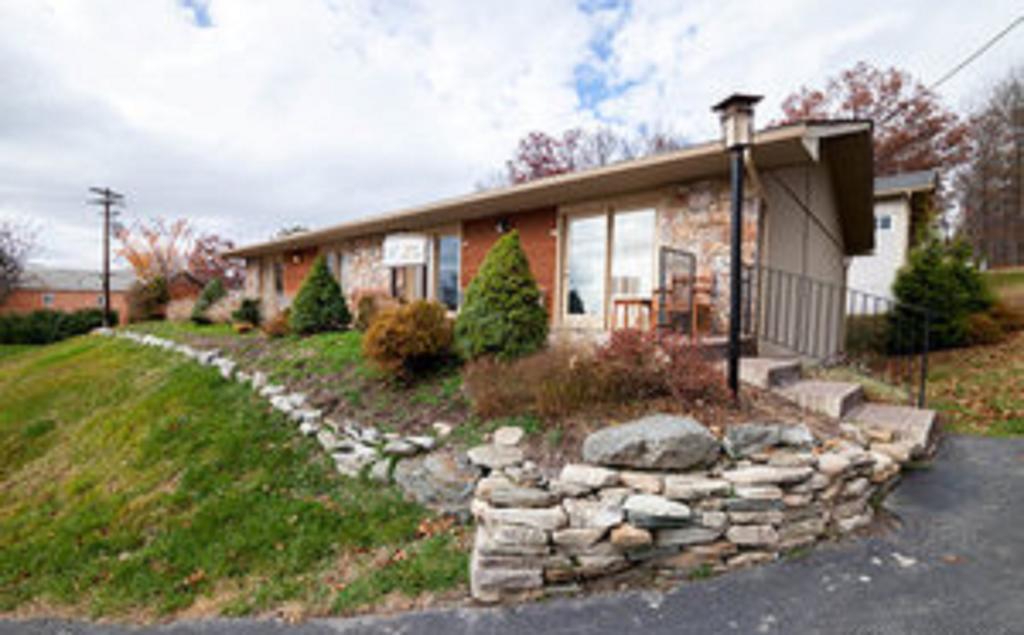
581 414 719 470
393 449 481 517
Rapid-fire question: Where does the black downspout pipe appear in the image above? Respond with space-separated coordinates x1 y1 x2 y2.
727 146 744 397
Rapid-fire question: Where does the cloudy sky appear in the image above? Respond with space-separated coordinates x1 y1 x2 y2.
1 0 1021 269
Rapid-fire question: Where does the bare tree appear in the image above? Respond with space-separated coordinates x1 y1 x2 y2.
0 221 36 302
958 67 1024 267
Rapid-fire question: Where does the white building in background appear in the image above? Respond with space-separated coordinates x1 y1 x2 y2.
847 170 937 307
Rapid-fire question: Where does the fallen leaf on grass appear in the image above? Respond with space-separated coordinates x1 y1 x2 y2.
416 516 454 539
183 569 206 587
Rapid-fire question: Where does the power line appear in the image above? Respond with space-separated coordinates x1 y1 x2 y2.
928 14 1024 93
880 13 1024 125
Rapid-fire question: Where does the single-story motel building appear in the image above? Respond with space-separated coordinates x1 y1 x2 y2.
227 120 875 359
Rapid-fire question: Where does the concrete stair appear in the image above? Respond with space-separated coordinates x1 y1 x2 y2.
739 357 802 390
843 403 937 459
741 356 937 457
776 380 866 420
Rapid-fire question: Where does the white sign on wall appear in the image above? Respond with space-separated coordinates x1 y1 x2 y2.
382 233 429 267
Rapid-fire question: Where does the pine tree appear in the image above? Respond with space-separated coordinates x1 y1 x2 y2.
191 278 226 324
454 230 548 359
289 255 351 335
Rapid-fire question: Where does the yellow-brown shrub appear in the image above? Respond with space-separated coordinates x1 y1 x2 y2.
363 300 453 378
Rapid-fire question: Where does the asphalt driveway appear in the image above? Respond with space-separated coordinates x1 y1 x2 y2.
5 435 1023 635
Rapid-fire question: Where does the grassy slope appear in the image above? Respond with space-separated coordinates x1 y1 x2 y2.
927 331 1024 436
0 345 35 360
0 336 466 620
128 322 468 433
986 268 1024 314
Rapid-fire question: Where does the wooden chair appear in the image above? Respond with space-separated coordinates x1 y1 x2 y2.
656 273 714 341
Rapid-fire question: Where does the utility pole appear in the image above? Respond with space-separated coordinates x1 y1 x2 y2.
88 187 124 327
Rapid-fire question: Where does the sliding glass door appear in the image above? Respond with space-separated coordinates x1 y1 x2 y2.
562 208 655 329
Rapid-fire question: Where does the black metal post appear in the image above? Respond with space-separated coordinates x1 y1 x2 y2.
918 312 929 408
727 146 744 397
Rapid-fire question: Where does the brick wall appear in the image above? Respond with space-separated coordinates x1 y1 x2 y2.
0 289 130 324
461 207 558 319
283 247 319 296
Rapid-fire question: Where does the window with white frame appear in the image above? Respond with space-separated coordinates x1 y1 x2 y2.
42 293 54 307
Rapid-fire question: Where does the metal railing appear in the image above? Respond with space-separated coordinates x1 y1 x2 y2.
655 246 755 339
754 265 930 407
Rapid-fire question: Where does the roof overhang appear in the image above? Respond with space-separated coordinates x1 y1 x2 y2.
818 124 875 255
227 121 874 259
874 170 938 200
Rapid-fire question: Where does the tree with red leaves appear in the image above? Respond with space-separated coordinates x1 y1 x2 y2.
498 127 686 186
188 232 245 289
778 62 970 177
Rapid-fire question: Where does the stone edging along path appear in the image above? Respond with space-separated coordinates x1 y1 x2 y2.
96 328 923 606
95 328 479 517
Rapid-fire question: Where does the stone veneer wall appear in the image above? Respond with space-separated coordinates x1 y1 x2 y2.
338 234 390 301
657 180 760 334
468 415 906 603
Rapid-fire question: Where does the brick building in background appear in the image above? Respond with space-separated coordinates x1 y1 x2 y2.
0 268 134 324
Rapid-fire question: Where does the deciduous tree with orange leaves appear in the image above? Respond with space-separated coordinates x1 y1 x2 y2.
116 218 243 287
115 218 193 284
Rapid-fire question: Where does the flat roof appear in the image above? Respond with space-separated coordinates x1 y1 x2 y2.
874 170 938 198
227 120 873 258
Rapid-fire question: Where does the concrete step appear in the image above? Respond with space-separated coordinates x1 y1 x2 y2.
843 403 938 459
740 357 802 390
776 380 865 420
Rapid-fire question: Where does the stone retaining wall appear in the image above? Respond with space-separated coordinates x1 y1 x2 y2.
468 414 905 602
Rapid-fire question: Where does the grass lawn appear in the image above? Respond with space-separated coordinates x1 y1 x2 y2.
985 268 1024 314
0 336 467 621
128 322 469 434
0 344 36 360
926 331 1024 436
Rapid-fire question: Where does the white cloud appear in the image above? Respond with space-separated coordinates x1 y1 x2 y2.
1 0 1021 268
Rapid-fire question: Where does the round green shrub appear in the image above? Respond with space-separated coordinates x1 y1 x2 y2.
289 255 351 335
454 230 548 360
231 297 262 326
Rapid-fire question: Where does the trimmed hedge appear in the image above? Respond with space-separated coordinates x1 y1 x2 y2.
0 308 117 345
454 230 548 360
